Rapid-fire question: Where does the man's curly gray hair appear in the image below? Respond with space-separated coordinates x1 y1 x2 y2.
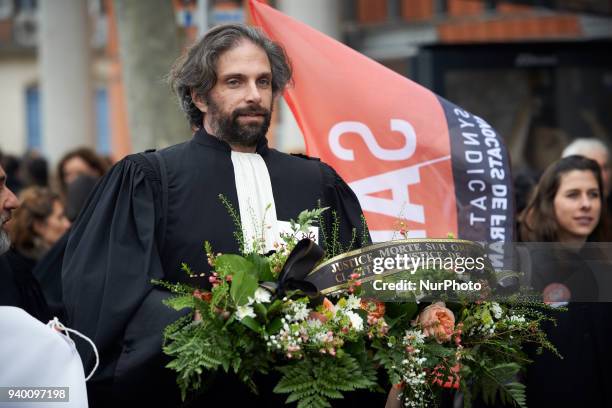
168 24 292 129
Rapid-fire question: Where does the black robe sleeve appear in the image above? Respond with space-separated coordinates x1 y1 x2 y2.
320 162 371 252
32 232 69 322
61 157 186 402
0 249 51 323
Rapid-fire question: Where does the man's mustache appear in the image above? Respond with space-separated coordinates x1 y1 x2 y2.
232 106 271 118
0 212 11 225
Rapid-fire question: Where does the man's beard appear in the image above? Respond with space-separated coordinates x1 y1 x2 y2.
208 100 272 148
0 213 11 255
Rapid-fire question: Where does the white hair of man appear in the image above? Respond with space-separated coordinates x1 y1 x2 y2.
562 138 609 158
562 137 611 197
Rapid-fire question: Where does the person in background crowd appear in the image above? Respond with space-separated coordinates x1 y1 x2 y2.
0 164 90 407
0 187 70 322
56 147 109 195
33 174 100 322
513 168 539 216
520 155 606 243
32 158 105 321
64 174 100 222
562 138 610 197
562 138 611 240
0 152 24 194
519 155 611 407
21 151 49 188
10 187 71 259
0 164 19 256
0 165 52 321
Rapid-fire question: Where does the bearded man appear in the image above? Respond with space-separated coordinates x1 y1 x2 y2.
0 164 92 407
61 24 371 407
0 166 18 254
0 164 52 322
0 163 35 310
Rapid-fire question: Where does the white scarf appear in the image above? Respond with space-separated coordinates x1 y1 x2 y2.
230 151 279 253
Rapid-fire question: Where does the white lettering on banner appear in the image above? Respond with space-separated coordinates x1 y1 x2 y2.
468 180 486 192
462 133 480 145
349 165 424 222
475 116 506 182
348 156 451 242
465 151 483 163
454 108 470 119
492 184 507 197
467 168 485 174
328 120 417 161
469 213 486 225
485 137 499 148
453 113 509 268
470 196 487 211
488 241 505 267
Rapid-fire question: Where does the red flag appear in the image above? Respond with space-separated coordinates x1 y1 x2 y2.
249 1 513 258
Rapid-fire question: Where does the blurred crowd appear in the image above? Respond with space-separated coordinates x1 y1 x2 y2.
0 147 111 202
2 137 612 316
514 141 612 406
0 146 111 321
1 135 612 407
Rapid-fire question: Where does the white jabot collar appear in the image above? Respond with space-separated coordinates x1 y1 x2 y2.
230 151 278 253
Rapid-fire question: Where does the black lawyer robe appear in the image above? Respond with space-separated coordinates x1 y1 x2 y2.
524 247 612 408
0 248 51 323
32 232 69 322
61 129 375 407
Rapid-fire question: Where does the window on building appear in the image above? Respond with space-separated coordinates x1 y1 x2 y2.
24 86 111 155
95 87 111 155
25 85 41 151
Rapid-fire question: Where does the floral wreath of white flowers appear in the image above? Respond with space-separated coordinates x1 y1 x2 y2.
156 205 559 408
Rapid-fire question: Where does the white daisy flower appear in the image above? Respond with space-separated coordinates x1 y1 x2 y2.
288 302 309 322
490 302 503 319
235 305 256 321
346 311 364 332
345 294 361 310
253 287 272 303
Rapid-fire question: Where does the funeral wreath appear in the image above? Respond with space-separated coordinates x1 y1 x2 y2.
156 203 557 408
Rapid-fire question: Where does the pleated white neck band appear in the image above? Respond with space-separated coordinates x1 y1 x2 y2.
230 151 278 253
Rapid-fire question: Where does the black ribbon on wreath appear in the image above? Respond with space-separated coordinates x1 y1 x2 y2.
261 238 323 299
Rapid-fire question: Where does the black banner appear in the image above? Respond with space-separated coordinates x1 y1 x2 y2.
440 97 514 271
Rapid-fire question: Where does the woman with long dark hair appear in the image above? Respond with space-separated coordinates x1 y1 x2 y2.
519 155 611 407
56 147 109 195
519 154 606 243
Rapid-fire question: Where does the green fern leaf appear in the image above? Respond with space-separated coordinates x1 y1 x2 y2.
275 354 376 408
